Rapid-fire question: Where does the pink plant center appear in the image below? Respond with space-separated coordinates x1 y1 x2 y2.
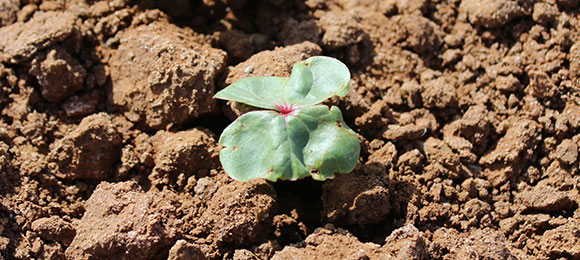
275 103 296 117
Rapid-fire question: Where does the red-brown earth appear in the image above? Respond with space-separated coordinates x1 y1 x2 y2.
1 0 580 259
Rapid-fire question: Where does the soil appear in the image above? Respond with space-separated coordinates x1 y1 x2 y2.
0 0 580 259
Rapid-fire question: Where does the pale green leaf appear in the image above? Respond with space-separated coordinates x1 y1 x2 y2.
286 56 350 106
214 77 287 109
219 105 360 181
214 56 350 109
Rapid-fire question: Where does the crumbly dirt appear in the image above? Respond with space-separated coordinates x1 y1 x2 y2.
1 0 580 259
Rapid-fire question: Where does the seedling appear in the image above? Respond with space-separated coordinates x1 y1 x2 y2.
214 56 360 181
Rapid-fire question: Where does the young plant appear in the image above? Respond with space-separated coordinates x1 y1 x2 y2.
214 56 360 181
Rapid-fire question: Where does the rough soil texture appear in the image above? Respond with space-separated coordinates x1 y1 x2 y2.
1 0 580 259
108 21 227 130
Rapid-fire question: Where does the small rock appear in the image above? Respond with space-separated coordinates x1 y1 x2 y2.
243 66 254 74
61 91 99 117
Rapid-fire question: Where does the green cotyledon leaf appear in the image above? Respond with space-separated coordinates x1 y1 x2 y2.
218 105 360 181
214 56 350 109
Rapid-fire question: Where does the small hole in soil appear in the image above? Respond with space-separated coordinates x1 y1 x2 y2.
181 112 231 136
273 178 323 243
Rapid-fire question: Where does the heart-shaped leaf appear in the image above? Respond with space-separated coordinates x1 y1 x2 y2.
214 56 350 108
219 105 360 181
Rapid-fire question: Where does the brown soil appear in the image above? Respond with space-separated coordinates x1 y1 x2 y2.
1 0 580 259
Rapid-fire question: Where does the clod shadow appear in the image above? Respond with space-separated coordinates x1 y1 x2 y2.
338 162 420 244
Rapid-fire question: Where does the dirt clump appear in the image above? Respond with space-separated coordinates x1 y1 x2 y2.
0 0 19 26
359 105 438 142
420 75 457 109
538 218 580 259
65 181 180 260
317 10 365 51
31 216 76 246
516 184 577 212
479 118 542 187
443 105 490 157
383 225 429 260
532 2 559 25
150 128 219 187
47 113 121 180
108 21 227 130
277 18 320 46
29 46 87 102
459 0 524 28
551 139 578 165
570 42 580 80
167 240 206 260
430 228 520 259
225 41 322 85
392 14 443 54
271 225 389 260
272 224 428 260
0 141 13 185
321 166 391 225
0 11 77 63
198 179 277 247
